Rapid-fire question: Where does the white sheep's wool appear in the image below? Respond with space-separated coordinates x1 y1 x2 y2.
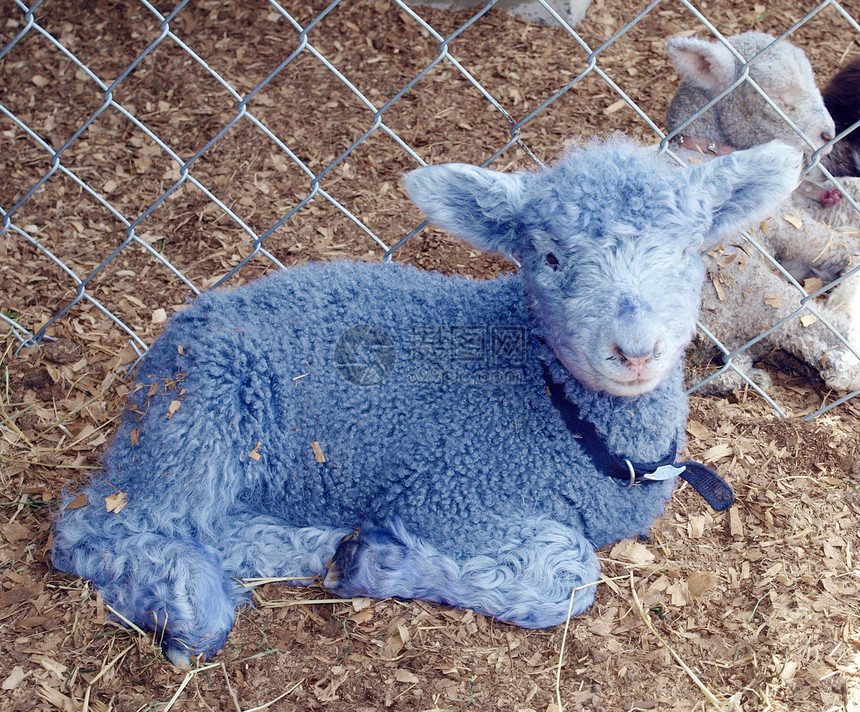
666 32 860 393
53 137 800 666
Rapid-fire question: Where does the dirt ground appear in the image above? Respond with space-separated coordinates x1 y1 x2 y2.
2 0 860 711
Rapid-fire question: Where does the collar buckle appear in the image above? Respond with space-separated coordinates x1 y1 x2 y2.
623 460 636 489
643 463 686 482
623 460 686 488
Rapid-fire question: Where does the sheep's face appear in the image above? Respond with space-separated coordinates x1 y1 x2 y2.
667 33 835 168
731 34 835 158
518 155 709 396
404 138 802 397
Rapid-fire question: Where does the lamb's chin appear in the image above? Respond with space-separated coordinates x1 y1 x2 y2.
570 366 665 398
558 354 662 398
595 361 675 397
600 376 664 398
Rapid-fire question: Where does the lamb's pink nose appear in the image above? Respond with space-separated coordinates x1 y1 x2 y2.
614 343 660 376
621 353 652 375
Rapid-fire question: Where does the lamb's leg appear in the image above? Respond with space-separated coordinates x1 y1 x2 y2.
688 349 773 395
214 512 350 581
53 520 237 667
323 517 600 628
770 294 860 392
701 250 860 393
54 504 349 665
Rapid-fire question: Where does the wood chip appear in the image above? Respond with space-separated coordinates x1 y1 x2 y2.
783 215 803 229
729 506 744 538
604 98 627 114
701 442 732 462
66 493 88 510
763 562 783 578
105 491 129 513
686 419 713 440
37 684 74 712
394 668 419 684
1 666 26 691
803 277 824 293
610 539 655 566
249 441 262 461
779 658 798 682
166 399 182 418
666 581 687 606
32 655 66 679
686 571 719 596
350 609 374 625
687 515 707 538
311 441 325 463
764 292 782 308
384 631 404 657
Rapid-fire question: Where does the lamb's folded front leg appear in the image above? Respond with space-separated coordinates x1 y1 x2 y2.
323 516 600 628
214 512 351 582
701 244 860 393
766 283 860 392
755 205 860 381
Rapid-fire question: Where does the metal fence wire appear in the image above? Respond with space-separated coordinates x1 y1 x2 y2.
1 0 859 419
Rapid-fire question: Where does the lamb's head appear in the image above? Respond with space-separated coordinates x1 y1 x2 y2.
823 57 860 177
666 32 835 161
404 138 801 397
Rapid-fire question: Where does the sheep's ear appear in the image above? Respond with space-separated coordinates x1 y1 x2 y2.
691 141 802 249
403 164 525 255
667 36 737 91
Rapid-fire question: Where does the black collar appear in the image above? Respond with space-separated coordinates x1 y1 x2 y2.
542 364 734 511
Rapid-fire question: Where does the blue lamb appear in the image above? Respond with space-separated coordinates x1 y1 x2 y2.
53 137 801 666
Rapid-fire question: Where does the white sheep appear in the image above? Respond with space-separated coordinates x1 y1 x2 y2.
665 32 860 394
52 138 799 665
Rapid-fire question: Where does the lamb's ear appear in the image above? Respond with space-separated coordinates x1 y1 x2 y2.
691 141 802 249
667 36 737 91
403 164 525 255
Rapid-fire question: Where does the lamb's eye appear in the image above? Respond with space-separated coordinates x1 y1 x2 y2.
546 253 560 270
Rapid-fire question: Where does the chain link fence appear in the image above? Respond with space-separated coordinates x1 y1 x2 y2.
2 0 859 418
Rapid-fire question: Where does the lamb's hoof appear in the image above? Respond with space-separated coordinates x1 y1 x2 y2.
821 350 860 392
323 524 412 599
165 644 196 669
323 535 361 590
